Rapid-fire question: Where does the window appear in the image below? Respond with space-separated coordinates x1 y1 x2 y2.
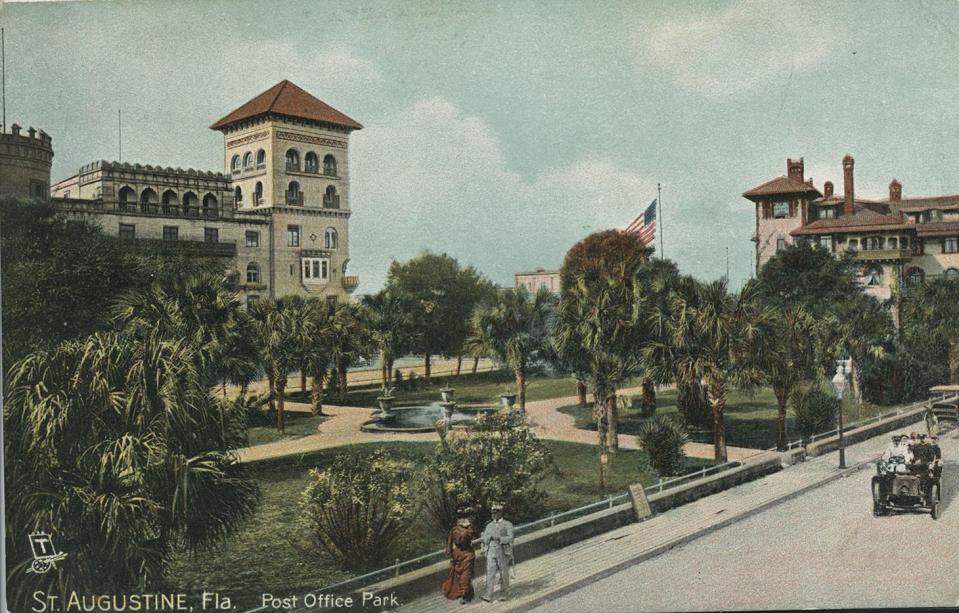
204 227 219 243
888 237 898 250
945 268 959 280
183 192 199 213
324 185 339 209
140 188 158 212
929 209 944 222
864 266 882 287
287 181 301 205
305 152 318 173
286 149 300 171
773 202 789 218
246 262 260 284
905 267 925 288
914 238 924 255
776 238 786 253
847 239 859 252
819 207 836 219
231 155 241 173
243 152 253 169
254 182 263 206
864 236 884 251
234 186 243 205
119 223 135 240
323 154 337 176
901 237 910 250
302 257 330 283
162 189 178 212
163 226 178 242
118 186 137 210
245 231 259 248
256 149 266 167
324 227 338 249
818 235 833 252
287 225 300 247
202 194 218 215
30 180 48 199
944 237 958 254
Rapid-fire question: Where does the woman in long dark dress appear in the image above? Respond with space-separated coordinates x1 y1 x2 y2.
441 509 476 604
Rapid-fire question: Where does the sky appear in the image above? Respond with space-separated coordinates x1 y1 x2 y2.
4 0 959 293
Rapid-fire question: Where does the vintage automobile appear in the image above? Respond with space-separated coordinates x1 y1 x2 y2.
872 456 941 519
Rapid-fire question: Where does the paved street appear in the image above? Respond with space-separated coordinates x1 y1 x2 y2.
533 433 959 612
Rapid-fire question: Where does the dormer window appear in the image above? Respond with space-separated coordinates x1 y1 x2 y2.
819 206 836 219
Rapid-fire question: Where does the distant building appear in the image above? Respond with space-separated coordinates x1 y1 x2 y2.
744 156 959 301
515 268 560 294
0 123 53 200
47 80 362 305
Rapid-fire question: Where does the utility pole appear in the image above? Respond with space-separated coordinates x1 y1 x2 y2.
657 183 664 259
2 28 6 132
118 109 122 162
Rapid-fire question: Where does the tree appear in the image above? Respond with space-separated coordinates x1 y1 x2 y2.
384 253 495 384
299 298 335 415
900 277 959 384
790 383 840 445
555 230 651 450
300 449 417 571
636 416 689 476
363 289 415 388
327 301 374 399
5 330 259 610
249 299 300 431
423 412 553 533
468 287 556 412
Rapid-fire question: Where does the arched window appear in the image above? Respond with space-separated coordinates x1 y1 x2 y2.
183 191 199 216
324 227 338 249
905 267 925 288
243 152 253 169
161 189 178 213
256 149 266 167
323 154 337 176
324 185 339 209
864 266 882 287
231 155 241 174
888 237 898 250
234 186 243 206
254 182 263 206
287 181 301 205
305 152 318 173
118 185 136 210
864 236 884 251
246 262 260 284
202 193 218 217
140 187 158 213
945 268 959 280
285 149 300 172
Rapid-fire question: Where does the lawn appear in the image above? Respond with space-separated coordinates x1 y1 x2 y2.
285 369 643 410
246 411 330 446
166 439 706 609
559 387 895 450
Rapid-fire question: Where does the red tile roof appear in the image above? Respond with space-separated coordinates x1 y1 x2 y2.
894 195 959 212
915 221 959 237
791 204 910 236
210 80 363 131
742 176 821 199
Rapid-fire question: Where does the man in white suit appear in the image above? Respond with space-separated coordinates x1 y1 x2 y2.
480 503 514 602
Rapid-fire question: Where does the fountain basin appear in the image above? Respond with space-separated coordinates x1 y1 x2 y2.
361 403 497 433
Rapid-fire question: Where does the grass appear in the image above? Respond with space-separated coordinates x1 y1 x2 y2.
559 387 895 450
166 438 706 609
245 411 329 446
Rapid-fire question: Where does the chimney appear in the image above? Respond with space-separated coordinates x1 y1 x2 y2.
824 181 834 199
889 179 902 202
842 154 855 216
787 158 804 183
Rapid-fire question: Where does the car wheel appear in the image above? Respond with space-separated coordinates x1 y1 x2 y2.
931 484 941 520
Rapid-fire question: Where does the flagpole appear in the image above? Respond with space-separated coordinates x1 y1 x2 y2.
657 182 663 259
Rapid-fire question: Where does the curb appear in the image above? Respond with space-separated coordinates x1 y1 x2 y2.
503 454 877 613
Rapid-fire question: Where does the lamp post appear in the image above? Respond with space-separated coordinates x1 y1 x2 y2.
831 360 849 469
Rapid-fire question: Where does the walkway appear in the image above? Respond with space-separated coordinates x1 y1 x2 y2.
235 388 759 463
397 431 901 612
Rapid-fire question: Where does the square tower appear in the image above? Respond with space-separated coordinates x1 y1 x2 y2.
211 80 363 301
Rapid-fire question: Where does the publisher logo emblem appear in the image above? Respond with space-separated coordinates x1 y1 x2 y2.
26 531 68 574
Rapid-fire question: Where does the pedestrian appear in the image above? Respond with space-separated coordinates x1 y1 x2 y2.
441 508 476 604
480 502 514 602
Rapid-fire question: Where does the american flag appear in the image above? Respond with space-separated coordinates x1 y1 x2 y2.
622 199 657 245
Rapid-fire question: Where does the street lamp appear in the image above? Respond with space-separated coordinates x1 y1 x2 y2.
831 360 849 469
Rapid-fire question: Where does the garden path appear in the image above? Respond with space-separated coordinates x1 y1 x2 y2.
234 389 762 463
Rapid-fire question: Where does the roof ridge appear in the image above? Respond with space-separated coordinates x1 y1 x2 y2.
268 80 290 112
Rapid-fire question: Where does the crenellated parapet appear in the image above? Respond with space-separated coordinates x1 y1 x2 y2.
0 123 55 199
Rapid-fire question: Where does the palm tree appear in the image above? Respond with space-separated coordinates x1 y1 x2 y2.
646 278 769 462
363 290 414 388
469 286 557 413
5 329 258 610
249 298 300 432
301 298 334 415
327 301 374 400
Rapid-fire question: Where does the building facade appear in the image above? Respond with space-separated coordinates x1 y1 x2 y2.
515 269 560 294
47 80 362 305
744 156 959 302
0 124 53 200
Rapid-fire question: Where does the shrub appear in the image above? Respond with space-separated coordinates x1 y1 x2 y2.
636 416 689 476
423 412 553 534
300 449 417 572
393 368 404 390
790 383 839 444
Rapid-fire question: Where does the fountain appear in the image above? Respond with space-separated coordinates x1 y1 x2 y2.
360 387 496 433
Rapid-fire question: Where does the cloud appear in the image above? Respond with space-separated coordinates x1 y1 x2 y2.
632 2 843 97
350 98 657 292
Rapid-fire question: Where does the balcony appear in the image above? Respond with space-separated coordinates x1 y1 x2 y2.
117 202 138 213
126 238 237 258
849 248 912 262
342 275 360 292
286 192 303 206
323 195 341 209
202 208 220 220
